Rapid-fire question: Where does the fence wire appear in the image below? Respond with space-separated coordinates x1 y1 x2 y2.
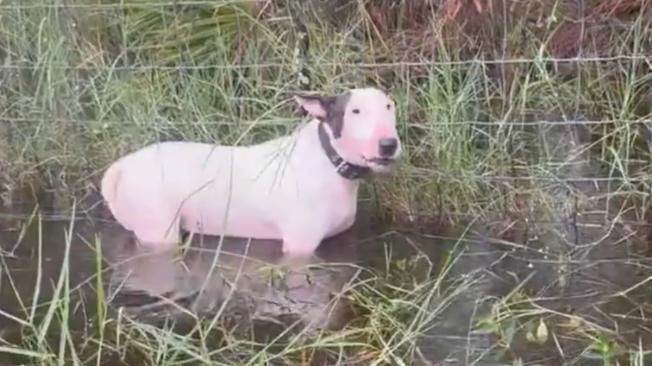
0 116 650 127
0 0 651 221
1 56 650 71
0 1 263 10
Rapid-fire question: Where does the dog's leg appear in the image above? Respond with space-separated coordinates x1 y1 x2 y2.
281 238 321 257
279 221 325 258
131 211 181 251
278 235 321 269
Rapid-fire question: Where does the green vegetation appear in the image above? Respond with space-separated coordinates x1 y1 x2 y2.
1 0 651 364
1 0 650 220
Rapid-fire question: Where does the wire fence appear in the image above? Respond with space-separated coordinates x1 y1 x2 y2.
0 116 650 127
0 0 264 10
1 7 652 366
1 56 650 70
0 0 651 224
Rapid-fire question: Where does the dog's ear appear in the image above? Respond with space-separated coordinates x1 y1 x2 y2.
294 94 336 119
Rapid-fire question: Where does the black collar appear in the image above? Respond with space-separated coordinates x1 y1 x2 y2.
318 122 370 180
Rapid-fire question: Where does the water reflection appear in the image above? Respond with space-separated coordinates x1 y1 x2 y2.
99 222 362 333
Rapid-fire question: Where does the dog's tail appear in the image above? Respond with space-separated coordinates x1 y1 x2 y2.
101 161 123 217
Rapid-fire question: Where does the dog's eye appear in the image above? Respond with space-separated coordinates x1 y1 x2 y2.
386 104 391 110
352 108 360 114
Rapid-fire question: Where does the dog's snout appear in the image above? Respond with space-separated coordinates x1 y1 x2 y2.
378 138 398 157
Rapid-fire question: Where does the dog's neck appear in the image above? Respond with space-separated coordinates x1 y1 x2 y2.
317 121 370 180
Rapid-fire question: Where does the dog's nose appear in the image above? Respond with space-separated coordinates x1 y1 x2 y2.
378 138 398 157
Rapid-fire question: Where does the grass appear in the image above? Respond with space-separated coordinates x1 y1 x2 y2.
0 211 463 365
0 1 650 220
1 0 652 365
2 210 652 365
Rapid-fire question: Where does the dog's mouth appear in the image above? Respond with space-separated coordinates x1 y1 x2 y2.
365 156 397 167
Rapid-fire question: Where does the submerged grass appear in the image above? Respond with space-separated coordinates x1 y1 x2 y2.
0 210 471 365
2 211 651 365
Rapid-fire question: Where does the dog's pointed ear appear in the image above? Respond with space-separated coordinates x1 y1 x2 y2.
294 94 335 119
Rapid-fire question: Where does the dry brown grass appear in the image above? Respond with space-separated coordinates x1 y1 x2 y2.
326 0 650 73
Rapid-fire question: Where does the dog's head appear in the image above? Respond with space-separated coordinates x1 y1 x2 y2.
295 87 401 173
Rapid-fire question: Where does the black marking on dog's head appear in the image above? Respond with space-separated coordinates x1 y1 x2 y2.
325 91 350 138
296 91 351 138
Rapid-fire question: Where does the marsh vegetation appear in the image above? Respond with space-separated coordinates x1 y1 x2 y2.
1 0 651 364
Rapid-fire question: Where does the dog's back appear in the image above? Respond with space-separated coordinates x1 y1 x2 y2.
100 138 297 244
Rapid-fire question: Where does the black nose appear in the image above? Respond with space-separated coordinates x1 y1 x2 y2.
378 138 398 157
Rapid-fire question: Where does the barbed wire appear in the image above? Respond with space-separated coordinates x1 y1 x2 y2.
0 4 650 210
0 116 649 127
0 55 650 71
0 1 262 10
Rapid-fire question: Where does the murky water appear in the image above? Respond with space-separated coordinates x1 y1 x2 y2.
1 200 651 365
0 197 444 361
1 122 652 365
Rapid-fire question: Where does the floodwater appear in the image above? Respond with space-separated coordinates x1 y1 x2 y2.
1 198 651 365
0 199 446 364
1 125 652 365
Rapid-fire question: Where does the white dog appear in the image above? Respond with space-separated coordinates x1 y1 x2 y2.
100 87 401 257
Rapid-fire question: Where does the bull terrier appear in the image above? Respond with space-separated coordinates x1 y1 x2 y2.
101 87 402 257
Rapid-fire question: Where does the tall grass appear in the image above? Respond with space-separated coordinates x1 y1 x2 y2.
1 1 650 222
0 208 484 365
0 1 651 364
2 211 651 365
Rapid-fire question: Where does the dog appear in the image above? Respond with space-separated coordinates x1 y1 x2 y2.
100 87 402 257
